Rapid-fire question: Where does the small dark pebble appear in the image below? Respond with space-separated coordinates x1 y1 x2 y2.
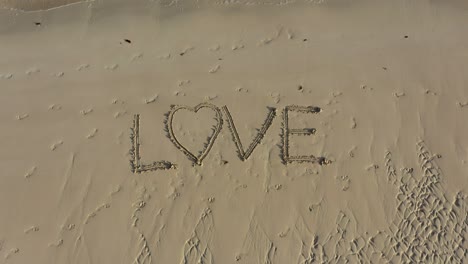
124 39 131 44
179 52 185 56
303 38 308 42
311 106 321 112
318 157 328 165
34 22 41 26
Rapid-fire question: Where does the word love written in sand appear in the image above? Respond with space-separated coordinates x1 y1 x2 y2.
129 103 330 173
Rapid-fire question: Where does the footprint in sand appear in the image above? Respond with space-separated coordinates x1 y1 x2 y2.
4 247 19 260
208 64 221 73
24 166 36 178
231 43 245 50
457 101 468 108
24 226 39 234
235 86 249 93
80 108 93 116
50 140 63 151
257 27 282 46
177 79 191 87
1 73 13 79
15 113 29 120
104 64 119 71
76 64 90 71
114 111 127 118
335 174 351 191
52 72 64 78
48 104 62 111
86 128 98 139
179 46 194 56
208 44 220 51
180 208 214 263
143 94 158 104
270 92 281 104
111 98 125 105
130 53 143 62
360 84 373 91
204 94 218 101
286 28 294 39
48 239 63 248
351 117 357 129
26 67 40 75
158 53 171 60
173 91 186 97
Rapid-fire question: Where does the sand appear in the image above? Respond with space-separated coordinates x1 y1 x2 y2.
0 0 467 263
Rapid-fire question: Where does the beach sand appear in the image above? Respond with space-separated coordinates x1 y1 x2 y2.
0 0 467 263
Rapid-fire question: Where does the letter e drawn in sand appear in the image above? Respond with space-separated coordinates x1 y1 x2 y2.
129 114 176 173
222 105 277 161
165 103 223 165
281 105 329 164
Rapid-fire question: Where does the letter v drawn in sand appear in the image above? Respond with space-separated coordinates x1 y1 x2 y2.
222 106 277 161
166 103 223 165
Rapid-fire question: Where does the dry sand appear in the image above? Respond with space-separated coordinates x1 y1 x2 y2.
0 0 467 263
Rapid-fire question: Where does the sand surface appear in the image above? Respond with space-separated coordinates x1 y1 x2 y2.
0 0 467 263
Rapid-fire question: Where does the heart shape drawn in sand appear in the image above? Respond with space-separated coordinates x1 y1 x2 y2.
166 103 223 165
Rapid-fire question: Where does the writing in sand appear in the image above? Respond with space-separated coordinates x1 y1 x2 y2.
129 103 332 173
